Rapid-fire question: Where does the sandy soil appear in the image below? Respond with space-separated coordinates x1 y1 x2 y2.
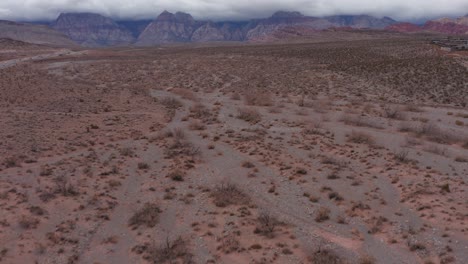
0 35 467 264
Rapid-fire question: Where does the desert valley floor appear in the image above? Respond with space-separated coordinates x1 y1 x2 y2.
0 34 467 264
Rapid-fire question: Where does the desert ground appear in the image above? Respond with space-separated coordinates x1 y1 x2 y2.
0 34 467 264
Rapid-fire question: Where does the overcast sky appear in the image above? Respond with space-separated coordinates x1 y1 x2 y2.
0 0 467 22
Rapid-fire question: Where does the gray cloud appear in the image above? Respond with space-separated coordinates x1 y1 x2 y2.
1 0 467 22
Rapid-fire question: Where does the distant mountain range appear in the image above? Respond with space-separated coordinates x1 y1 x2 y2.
387 14 468 35
0 11 467 47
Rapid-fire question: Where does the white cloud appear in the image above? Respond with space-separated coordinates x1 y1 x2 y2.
0 0 467 21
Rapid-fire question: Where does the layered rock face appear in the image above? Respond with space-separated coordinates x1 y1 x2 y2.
52 13 135 47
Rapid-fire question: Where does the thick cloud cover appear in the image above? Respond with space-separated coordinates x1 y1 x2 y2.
0 0 467 22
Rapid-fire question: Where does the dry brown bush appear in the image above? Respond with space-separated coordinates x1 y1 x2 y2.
340 114 383 129
383 106 406 120
244 92 272 106
160 97 183 109
171 88 197 101
310 249 343 264
347 131 375 145
129 203 161 228
143 237 192 264
188 120 206 130
237 107 261 124
211 183 250 207
254 212 280 238
19 215 39 229
315 207 330 222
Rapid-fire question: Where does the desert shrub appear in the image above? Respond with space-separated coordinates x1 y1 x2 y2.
455 156 467 163
172 128 186 141
394 149 410 163
424 145 448 156
295 167 307 175
164 139 200 159
231 93 241 100
244 92 272 106
120 147 134 157
237 107 261 124
303 121 324 135
129 203 161 228
167 170 185 181
138 162 150 170
327 171 340 180
39 166 53 176
340 114 382 129
188 120 205 130
359 254 376 264
368 216 387 234
404 105 423 112
143 237 192 264
19 215 39 229
315 207 330 222
4 156 19 168
211 183 250 207
172 88 196 101
310 249 343 264
54 176 78 197
217 233 240 254
416 123 462 145
383 106 405 120
241 161 255 168
347 131 375 145
328 191 344 201
254 212 280 238
189 103 209 118
160 97 183 109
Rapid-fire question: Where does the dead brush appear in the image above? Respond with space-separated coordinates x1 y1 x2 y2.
210 183 250 207
189 103 216 123
340 114 382 129
164 139 200 159
237 107 261 124
54 176 78 197
188 120 206 130
347 131 375 145
394 149 410 163
415 123 463 145
171 88 197 101
143 237 192 264
309 249 343 264
160 97 183 109
254 212 281 238
128 203 161 228
382 106 406 120
315 207 331 222
244 92 272 106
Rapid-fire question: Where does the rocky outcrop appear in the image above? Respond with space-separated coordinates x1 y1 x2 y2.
136 11 200 45
0 20 76 46
52 13 135 47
